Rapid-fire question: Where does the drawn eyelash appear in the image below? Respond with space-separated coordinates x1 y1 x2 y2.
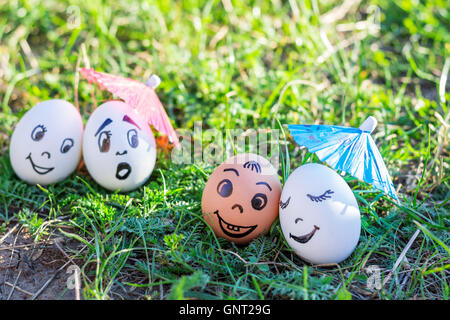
306 190 334 202
279 196 291 209
243 161 261 173
37 124 47 132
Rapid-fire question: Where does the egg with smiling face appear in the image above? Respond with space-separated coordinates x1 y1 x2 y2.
9 99 83 185
202 153 282 245
82 100 156 192
279 163 361 265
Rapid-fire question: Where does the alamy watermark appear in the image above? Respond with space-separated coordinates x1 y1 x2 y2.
66 265 81 300
171 122 282 172
66 5 81 29
366 265 382 290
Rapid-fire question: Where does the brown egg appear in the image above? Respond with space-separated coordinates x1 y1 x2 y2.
201 153 282 245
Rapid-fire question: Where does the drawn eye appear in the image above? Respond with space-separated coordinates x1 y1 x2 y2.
217 179 233 197
60 138 74 153
306 190 334 202
251 193 267 211
127 129 138 148
280 196 291 209
31 125 47 141
98 131 111 153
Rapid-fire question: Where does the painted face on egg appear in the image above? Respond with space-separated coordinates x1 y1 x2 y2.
82 101 156 192
9 99 83 185
202 153 281 245
279 163 361 265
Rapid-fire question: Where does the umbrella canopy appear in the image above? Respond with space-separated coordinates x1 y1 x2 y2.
80 68 180 147
287 117 398 201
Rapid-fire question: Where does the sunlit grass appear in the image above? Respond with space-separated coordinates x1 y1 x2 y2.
0 0 448 299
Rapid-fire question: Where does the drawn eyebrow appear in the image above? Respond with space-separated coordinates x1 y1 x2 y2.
123 114 141 130
256 181 272 191
223 168 239 176
95 118 113 136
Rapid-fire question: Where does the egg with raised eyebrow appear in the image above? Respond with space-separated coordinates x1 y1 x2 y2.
82 100 156 192
201 153 282 245
9 99 83 185
279 163 361 264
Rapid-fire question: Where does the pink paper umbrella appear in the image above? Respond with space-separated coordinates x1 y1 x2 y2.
80 68 180 147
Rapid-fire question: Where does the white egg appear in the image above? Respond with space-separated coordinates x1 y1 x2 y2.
279 163 361 264
82 100 156 192
9 99 83 185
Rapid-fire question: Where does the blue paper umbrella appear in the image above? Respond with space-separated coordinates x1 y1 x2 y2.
288 117 398 201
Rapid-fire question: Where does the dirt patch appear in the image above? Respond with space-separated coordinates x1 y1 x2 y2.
0 223 82 300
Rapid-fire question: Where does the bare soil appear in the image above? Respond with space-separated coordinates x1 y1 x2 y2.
0 223 81 300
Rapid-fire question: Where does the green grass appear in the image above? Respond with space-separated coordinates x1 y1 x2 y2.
0 0 449 300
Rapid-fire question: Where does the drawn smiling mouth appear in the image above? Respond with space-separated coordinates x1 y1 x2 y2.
116 162 132 180
213 210 257 238
290 225 320 244
26 153 54 175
